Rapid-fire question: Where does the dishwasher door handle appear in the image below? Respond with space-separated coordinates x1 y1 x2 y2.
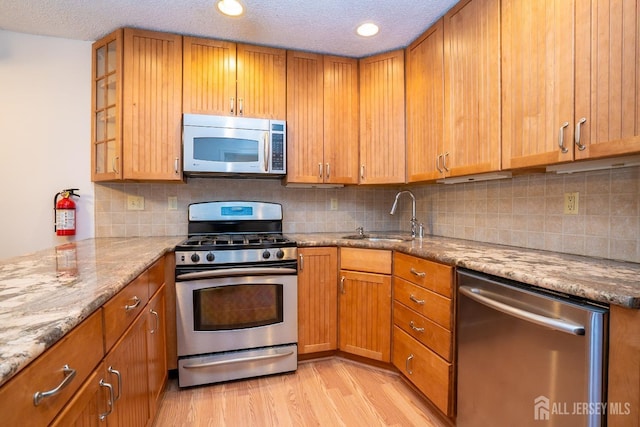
459 286 586 336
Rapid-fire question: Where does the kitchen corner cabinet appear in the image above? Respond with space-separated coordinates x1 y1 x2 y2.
286 51 359 184
297 247 338 354
392 252 455 417
359 50 406 184
339 248 392 362
91 28 183 182
183 37 286 119
502 0 640 170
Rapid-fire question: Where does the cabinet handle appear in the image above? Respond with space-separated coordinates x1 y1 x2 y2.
326 163 330 179
360 165 365 180
107 366 122 402
112 156 119 173
264 132 270 172
299 253 304 271
174 157 179 174
33 365 76 406
409 294 425 305
230 97 235 114
410 267 426 278
436 154 443 173
409 320 425 333
558 121 570 153
150 308 159 334
238 98 244 116
575 117 587 151
406 354 414 375
442 152 450 172
124 295 141 311
98 380 114 421
318 163 323 179
340 276 346 294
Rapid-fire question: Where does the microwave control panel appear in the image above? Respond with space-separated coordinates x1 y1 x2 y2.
270 121 286 173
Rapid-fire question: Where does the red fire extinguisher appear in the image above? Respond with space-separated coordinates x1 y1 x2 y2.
54 189 80 236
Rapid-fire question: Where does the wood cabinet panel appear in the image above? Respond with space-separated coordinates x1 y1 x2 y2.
406 21 445 183
340 247 392 274
103 270 149 352
393 301 451 361
359 50 406 184
339 271 392 362
394 252 453 298
147 286 167 421
183 37 236 116
50 364 108 427
443 0 501 176
297 247 338 354
0 309 103 427
122 28 182 180
393 326 452 416
394 276 452 329
147 257 165 300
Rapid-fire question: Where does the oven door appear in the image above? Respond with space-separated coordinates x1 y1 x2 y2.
176 270 297 357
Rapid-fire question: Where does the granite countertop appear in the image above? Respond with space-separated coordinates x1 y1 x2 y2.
0 237 183 388
289 233 640 309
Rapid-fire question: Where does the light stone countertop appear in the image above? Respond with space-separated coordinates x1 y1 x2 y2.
0 237 183 388
289 233 640 309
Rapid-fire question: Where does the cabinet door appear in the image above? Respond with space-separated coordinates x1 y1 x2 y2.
406 21 445 183
122 29 182 181
104 312 149 427
501 0 575 169
236 44 287 119
51 365 110 427
444 0 501 176
324 55 360 184
297 247 338 354
574 0 640 160
147 286 167 420
92 30 123 181
286 50 325 184
359 50 406 184
338 270 391 362
183 37 237 116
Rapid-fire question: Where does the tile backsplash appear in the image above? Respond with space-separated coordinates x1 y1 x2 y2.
95 166 640 263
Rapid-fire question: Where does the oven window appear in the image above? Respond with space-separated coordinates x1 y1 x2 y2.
193 284 283 330
193 137 259 163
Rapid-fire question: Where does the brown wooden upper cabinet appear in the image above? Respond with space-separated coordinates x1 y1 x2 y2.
502 0 640 170
183 37 286 120
286 51 359 184
91 28 183 182
359 50 406 184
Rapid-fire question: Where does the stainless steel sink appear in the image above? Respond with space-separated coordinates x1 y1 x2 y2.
341 233 413 242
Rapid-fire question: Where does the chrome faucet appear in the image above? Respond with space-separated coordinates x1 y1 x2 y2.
390 190 418 237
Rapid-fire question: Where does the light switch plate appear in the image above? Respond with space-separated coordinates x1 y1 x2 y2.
127 195 145 211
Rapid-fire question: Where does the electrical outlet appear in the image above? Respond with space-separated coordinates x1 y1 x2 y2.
330 198 338 211
127 195 145 211
168 196 178 211
564 192 579 215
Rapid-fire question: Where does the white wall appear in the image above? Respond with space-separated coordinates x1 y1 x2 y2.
0 30 94 260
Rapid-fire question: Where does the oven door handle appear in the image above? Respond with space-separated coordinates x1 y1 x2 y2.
176 267 297 281
183 350 295 369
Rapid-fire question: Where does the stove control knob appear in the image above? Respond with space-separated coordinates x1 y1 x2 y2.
191 253 200 263
206 252 215 262
276 249 285 259
262 250 271 259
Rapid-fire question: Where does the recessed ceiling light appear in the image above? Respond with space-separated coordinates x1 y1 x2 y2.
217 0 244 17
357 22 379 37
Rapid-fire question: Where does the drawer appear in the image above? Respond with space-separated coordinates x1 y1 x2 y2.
392 326 452 416
393 252 453 297
103 270 149 351
0 309 104 426
340 248 392 274
394 277 452 329
148 257 166 297
393 301 452 361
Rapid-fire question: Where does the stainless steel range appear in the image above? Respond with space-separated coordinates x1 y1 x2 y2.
175 201 298 388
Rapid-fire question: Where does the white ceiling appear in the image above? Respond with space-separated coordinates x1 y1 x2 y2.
0 0 458 57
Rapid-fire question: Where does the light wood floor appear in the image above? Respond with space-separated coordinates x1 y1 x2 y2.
154 357 449 427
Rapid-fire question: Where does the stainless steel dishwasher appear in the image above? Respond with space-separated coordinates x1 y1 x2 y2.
457 269 608 427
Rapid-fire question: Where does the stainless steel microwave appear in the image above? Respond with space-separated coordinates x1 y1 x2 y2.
183 114 286 177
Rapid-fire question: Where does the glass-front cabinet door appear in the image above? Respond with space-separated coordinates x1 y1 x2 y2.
92 30 122 181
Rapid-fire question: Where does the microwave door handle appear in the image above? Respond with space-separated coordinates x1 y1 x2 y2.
264 131 270 172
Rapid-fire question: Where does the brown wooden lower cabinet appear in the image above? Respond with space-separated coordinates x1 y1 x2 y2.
51 363 108 426
147 285 168 420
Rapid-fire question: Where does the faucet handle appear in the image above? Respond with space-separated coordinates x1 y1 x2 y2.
418 223 424 238
356 226 364 236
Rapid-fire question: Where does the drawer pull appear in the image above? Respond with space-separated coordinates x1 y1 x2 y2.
410 268 426 278
409 321 425 333
124 296 141 311
409 294 425 305
98 379 114 421
406 354 414 375
33 364 76 406
108 367 122 402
